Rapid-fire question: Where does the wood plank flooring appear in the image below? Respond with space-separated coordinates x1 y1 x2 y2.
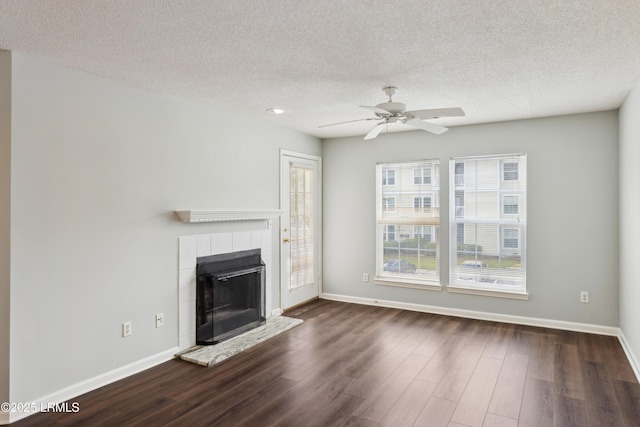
12 299 640 426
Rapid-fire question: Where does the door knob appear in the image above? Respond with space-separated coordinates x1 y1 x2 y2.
283 238 290 243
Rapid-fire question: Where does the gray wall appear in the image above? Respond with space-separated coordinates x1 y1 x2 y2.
322 111 619 326
0 51 10 409
8 54 320 404
5 51 629 407
619 83 640 361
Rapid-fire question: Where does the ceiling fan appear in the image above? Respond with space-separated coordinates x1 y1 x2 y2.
320 86 465 140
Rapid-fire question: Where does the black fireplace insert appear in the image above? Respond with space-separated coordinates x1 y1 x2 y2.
196 248 266 345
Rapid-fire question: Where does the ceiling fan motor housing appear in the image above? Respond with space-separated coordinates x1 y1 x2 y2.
375 101 406 114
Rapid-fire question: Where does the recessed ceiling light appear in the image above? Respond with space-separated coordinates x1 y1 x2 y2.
267 108 285 114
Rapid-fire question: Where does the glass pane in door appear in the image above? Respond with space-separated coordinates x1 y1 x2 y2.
290 164 314 290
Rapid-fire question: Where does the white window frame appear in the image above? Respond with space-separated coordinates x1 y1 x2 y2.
376 160 441 291
449 154 527 300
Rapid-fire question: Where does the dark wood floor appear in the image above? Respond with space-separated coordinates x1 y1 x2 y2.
12 299 640 426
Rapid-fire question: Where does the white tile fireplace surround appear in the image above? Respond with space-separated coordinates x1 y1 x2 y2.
178 227 273 351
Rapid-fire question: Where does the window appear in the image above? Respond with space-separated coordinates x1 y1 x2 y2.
455 162 464 186
383 196 396 212
502 195 519 215
376 160 440 286
455 190 464 218
503 162 519 181
413 225 433 242
414 196 432 213
382 168 396 186
384 225 396 241
450 154 527 295
502 228 520 249
414 167 431 184
456 223 465 244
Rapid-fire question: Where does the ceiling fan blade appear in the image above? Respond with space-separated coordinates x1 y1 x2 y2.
360 105 391 115
405 107 465 120
364 122 385 140
404 118 448 135
318 117 375 128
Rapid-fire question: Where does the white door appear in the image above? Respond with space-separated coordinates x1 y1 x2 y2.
280 151 321 310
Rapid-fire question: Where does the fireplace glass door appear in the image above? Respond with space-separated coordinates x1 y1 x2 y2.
196 249 266 345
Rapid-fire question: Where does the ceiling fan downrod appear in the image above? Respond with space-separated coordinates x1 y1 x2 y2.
382 86 398 102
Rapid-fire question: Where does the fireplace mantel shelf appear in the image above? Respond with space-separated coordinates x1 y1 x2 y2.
175 209 284 223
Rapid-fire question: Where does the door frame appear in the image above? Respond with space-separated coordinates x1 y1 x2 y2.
279 149 323 311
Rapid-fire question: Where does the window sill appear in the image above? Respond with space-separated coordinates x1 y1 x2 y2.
447 284 529 300
374 276 442 291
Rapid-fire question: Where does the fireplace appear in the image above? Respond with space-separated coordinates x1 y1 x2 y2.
196 249 266 345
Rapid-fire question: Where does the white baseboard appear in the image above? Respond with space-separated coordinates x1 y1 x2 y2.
321 293 620 336
617 330 640 383
271 308 283 317
4 347 179 425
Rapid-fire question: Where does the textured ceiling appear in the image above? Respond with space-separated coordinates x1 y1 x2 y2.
1 1 640 139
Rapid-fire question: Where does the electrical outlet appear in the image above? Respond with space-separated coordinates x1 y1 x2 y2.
363 273 369 282
580 291 589 303
122 321 132 337
156 313 164 328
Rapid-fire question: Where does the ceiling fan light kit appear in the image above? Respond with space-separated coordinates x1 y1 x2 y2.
321 86 465 140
